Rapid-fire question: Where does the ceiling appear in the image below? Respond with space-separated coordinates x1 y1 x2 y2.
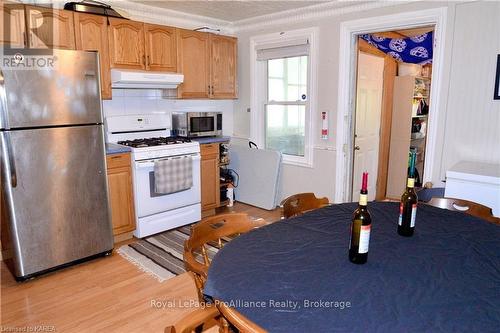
132 1 331 22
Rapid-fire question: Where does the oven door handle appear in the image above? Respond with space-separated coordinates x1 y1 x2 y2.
135 154 200 169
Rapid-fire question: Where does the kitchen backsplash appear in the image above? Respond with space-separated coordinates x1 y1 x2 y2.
102 89 234 136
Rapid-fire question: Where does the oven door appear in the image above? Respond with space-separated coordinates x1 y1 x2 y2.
133 153 201 218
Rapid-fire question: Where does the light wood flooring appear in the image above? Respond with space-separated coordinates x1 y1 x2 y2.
0 202 281 332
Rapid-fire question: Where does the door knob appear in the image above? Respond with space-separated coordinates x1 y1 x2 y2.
354 145 361 151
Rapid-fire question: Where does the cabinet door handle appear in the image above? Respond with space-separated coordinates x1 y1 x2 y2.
147 55 150 67
142 55 146 67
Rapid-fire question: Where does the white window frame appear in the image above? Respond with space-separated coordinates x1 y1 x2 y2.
250 27 318 167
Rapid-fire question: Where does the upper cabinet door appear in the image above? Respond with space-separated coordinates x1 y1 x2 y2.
74 13 111 100
26 6 75 49
144 24 177 72
0 3 26 47
210 35 238 99
108 18 145 70
177 29 210 99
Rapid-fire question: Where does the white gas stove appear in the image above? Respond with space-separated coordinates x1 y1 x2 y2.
106 114 201 238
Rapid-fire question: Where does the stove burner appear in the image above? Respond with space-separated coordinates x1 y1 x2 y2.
117 136 192 148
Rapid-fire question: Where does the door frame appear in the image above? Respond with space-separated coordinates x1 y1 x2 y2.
334 7 448 203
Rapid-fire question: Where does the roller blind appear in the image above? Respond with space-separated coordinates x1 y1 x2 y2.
256 37 309 61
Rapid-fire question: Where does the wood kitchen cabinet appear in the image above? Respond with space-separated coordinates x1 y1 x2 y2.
2 4 237 101
177 29 238 99
0 3 26 47
106 153 136 236
74 13 112 99
177 29 211 99
210 35 238 99
25 6 75 49
108 19 178 72
200 143 220 216
108 17 145 70
144 23 177 72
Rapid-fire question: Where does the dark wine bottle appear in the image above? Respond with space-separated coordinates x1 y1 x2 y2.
398 151 419 237
349 172 372 264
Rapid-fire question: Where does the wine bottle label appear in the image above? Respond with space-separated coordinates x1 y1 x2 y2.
411 204 417 227
359 194 368 206
407 178 415 188
398 203 403 226
359 225 370 254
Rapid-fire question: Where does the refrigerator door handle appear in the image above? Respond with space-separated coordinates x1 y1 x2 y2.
0 69 9 129
1 132 17 188
0 70 16 187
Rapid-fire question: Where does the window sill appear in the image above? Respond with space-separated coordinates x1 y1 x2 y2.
282 157 313 169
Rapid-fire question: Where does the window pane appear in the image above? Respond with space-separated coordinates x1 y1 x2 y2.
287 57 299 84
287 85 299 102
268 78 284 101
268 56 308 102
265 104 305 156
268 58 284 78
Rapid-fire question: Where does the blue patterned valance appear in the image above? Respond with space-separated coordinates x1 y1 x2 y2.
359 32 433 65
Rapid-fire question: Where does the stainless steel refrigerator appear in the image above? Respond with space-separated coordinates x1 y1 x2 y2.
0 49 113 281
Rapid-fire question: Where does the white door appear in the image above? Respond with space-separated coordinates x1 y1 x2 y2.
352 52 385 201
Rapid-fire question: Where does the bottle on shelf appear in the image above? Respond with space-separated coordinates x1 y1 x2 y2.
349 172 372 264
398 151 419 237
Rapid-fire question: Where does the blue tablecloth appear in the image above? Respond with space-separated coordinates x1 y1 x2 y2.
204 202 500 332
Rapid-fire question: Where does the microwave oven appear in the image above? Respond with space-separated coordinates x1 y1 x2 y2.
172 112 222 137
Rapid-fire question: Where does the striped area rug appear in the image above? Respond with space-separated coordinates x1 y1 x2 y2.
117 225 231 282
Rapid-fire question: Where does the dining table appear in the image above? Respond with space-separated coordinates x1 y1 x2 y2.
203 202 500 332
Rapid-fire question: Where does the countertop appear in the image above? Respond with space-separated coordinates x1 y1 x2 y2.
106 143 131 155
191 136 231 144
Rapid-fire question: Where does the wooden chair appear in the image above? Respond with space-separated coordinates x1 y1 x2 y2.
280 192 330 219
182 213 268 333
164 272 222 333
184 213 268 295
426 197 500 224
217 302 267 333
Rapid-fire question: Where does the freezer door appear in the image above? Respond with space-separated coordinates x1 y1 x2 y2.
0 125 113 277
0 49 102 129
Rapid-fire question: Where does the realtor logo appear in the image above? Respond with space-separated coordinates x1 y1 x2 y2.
2 4 58 70
2 3 55 56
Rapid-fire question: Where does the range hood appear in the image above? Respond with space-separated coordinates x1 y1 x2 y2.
111 69 184 89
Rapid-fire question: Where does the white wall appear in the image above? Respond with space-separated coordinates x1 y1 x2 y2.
102 90 234 136
440 1 500 176
234 0 500 202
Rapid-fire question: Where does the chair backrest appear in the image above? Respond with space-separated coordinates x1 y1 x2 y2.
217 301 267 333
184 213 267 296
426 197 499 224
416 187 445 202
280 192 329 219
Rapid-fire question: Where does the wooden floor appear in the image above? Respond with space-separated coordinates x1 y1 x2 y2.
0 202 281 333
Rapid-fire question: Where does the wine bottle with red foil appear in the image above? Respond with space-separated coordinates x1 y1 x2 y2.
398 151 419 237
349 172 372 264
